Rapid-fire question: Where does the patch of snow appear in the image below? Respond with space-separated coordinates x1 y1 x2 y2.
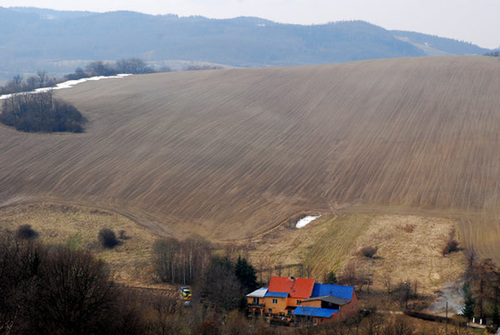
296 215 320 229
0 74 132 100
0 93 16 100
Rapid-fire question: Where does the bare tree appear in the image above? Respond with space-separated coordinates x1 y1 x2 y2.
395 280 412 309
85 61 117 77
153 238 180 284
339 262 358 286
116 58 154 74
383 277 392 294
201 257 242 312
2 75 23 94
0 237 143 334
153 236 211 285
24 246 119 334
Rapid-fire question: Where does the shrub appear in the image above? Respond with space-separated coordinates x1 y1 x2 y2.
442 238 459 256
98 228 120 249
15 224 39 240
338 262 357 285
193 321 219 335
399 223 415 233
0 92 87 133
360 246 378 258
324 270 338 284
118 230 129 240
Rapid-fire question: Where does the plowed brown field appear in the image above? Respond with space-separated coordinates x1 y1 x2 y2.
1 56 499 260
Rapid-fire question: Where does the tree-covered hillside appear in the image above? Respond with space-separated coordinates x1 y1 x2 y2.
391 30 488 55
0 7 490 81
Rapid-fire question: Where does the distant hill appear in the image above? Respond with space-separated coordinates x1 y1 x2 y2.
392 30 488 56
0 7 491 80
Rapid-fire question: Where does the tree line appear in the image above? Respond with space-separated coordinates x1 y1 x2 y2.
460 248 500 327
0 58 157 96
65 58 156 81
152 236 259 312
0 230 262 334
485 50 500 57
0 236 137 334
0 70 57 95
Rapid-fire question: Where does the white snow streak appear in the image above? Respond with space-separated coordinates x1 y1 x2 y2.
296 215 320 229
0 74 132 100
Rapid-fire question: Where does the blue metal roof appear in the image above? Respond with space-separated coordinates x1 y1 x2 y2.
265 291 289 298
293 306 338 318
311 284 354 301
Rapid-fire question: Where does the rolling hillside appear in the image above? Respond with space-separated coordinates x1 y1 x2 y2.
1 56 500 260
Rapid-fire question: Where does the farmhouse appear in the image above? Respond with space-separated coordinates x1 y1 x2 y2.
246 276 358 324
266 276 315 317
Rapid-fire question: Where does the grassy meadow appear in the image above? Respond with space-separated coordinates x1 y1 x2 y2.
0 202 465 306
0 55 499 265
0 202 159 287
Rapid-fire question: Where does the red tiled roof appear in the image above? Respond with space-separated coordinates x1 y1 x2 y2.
268 276 315 299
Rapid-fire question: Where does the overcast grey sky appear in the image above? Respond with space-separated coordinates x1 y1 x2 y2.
2 0 498 49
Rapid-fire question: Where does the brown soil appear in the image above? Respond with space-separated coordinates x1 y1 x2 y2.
0 56 499 262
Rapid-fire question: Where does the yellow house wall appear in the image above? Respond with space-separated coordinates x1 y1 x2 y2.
288 298 306 308
300 300 322 308
264 297 288 315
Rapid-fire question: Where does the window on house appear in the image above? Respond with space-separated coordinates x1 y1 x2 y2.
268 308 272 314
252 297 259 304
272 299 278 304
297 300 302 305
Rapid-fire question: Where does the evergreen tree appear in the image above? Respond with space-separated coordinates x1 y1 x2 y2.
234 256 258 294
492 303 500 327
462 283 475 321
325 271 337 284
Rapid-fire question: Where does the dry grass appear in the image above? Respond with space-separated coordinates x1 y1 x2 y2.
245 213 371 280
0 202 159 287
345 215 465 296
0 202 465 301
0 56 499 261
244 213 464 302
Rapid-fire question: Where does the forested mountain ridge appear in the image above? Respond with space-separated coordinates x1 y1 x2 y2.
0 7 490 81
